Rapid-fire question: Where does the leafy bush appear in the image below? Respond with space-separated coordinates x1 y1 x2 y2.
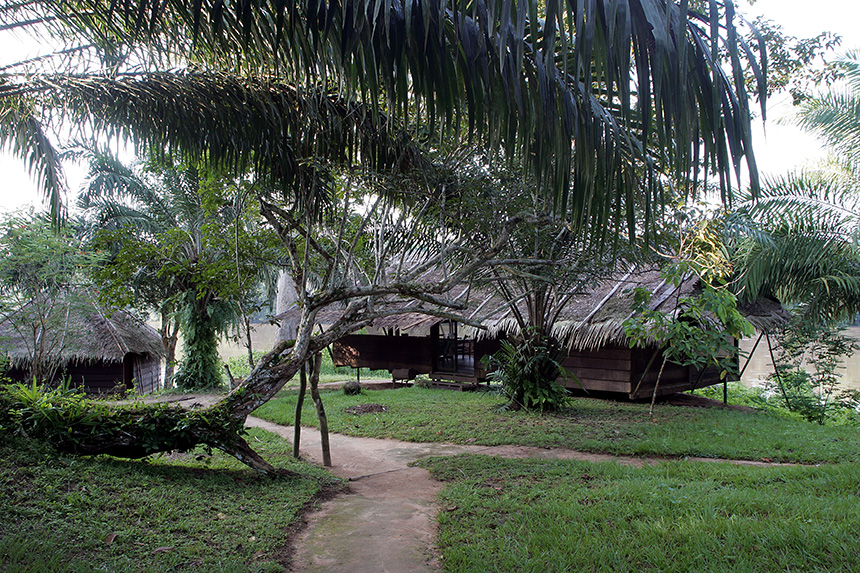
484 330 570 411
223 350 268 381
0 380 244 455
1 380 102 445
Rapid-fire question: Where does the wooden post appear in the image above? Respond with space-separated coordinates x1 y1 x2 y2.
309 352 332 466
649 356 668 416
293 362 307 458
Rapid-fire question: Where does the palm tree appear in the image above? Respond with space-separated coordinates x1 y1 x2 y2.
732 169 860 324
0 0 770 471
76 147 282 389
731 52 860 324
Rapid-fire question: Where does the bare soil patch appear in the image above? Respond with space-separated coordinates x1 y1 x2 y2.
344 403 389 415
662 392 756 412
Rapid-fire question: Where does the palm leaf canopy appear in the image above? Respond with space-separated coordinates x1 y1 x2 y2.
0 73 425 203
730 172 860 324
794 51 860 168
1 0 763 233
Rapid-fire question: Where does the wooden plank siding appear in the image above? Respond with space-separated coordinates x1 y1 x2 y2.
133 355 162 394
558 345 635 394
332 334 435 374
332 334 729 399
5 355 161 395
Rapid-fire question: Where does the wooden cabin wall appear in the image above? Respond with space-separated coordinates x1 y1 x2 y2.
330 333 730 398
628 347 724 400
557 344 726 399
4 362 122 393
5 357 161 395
332 334 434 374
61 362 126 393
557 345 635 394
132 354 162 394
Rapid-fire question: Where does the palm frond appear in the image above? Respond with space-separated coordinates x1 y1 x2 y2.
0 98 66 224
793 52 860 168
1 72 427 210
7 0 764 234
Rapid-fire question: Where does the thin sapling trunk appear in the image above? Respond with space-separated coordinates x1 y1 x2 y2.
308 352 331 466
293 362 307 458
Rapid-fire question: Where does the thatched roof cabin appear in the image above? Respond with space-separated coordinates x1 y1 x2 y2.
279 266 788 398
0 293 164 394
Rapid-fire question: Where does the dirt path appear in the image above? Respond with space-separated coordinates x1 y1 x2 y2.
135 393 795 571
245 417 796 572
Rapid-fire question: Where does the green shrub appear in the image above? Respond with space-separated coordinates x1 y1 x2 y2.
484 330 569 411
223 350 268 381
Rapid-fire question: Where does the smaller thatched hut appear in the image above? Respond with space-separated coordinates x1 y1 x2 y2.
0 294 164 394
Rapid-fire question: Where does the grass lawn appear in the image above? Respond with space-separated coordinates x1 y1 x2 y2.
419 454 860 572
253 385 860 464
224 351 390 386
0 428 339 572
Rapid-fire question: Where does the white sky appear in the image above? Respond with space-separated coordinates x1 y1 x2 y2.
1 0 859 213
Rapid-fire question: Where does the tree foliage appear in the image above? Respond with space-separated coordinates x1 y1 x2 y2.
731 53 860 324
624 216 754 413
0 212 101 382
765 318 859 425
82 155 284 389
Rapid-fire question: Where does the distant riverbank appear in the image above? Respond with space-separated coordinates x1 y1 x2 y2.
740 326 860 390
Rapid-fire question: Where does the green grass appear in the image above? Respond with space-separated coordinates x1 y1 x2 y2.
253 385 860 464
419 454 860 572
222 351 390 387
0 429 339 572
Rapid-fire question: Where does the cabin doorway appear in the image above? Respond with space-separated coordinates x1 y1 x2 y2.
432 321 476 377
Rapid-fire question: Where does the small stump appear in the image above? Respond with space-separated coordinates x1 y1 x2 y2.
343 381 362 395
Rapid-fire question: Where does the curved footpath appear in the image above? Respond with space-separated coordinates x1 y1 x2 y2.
245 416 795 572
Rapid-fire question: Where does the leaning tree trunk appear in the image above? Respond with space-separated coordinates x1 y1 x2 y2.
40 338 308 475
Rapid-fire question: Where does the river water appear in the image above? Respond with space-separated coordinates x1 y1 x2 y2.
740 326 860 390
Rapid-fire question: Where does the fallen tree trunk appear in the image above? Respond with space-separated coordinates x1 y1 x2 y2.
1 339 309 475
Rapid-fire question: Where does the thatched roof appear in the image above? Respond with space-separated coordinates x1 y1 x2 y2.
0 292 165 368
494 268 789 351
276 265 789 350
